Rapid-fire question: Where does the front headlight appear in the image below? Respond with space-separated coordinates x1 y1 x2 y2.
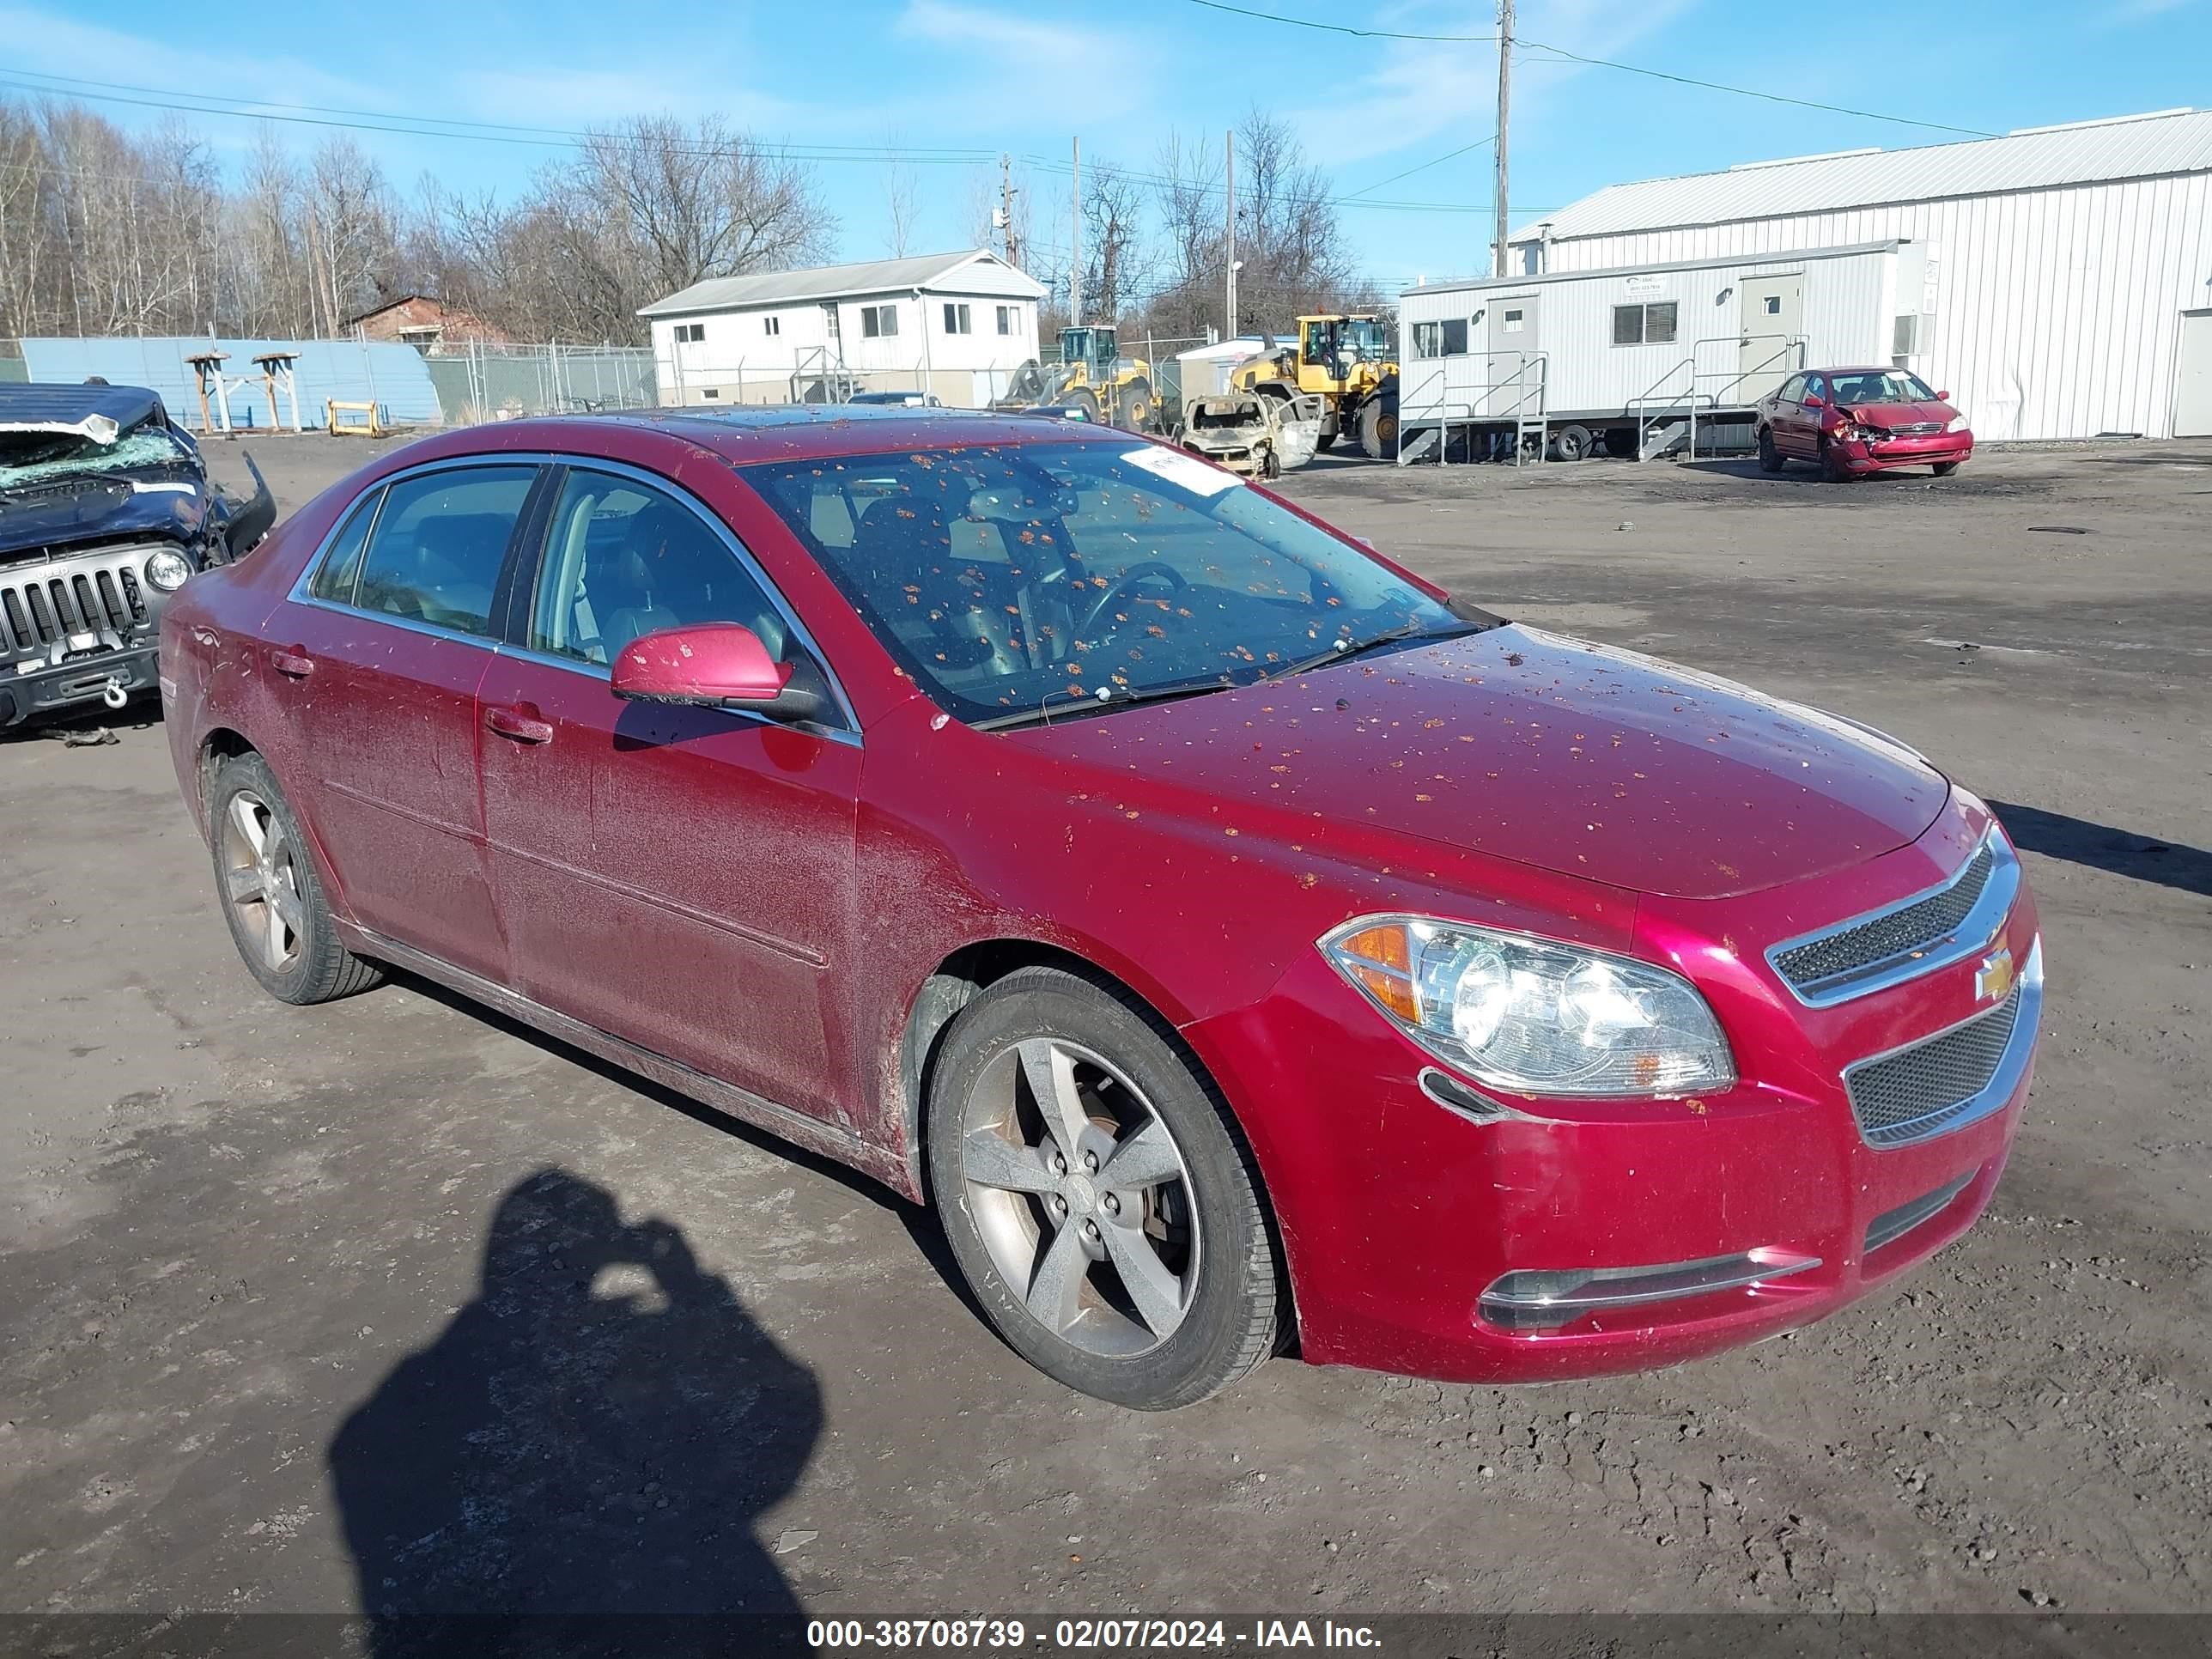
1322 916 1735 1097
1945 415 1968 434
143 549 192 592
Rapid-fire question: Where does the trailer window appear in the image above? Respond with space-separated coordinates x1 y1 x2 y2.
1612 302 1678 347
1411 318 1468 358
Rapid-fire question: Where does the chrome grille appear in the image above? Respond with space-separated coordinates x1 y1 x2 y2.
0 548 155 663
1768 833 2015 1006
1846 986 2022 1146
1886 421 1944 436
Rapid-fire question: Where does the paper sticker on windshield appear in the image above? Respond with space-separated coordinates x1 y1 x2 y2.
1120 446 1241 497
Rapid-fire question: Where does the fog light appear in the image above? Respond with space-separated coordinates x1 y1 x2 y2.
1479 1249 1820 1331
143 549 192 592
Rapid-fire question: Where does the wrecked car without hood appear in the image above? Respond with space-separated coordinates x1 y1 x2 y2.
1 382 273 727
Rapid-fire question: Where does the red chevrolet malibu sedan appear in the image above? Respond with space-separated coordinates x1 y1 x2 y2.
1756 367 1973 480
159 409 2040 1409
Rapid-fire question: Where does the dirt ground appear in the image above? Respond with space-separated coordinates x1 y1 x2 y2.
2 429 2207 1620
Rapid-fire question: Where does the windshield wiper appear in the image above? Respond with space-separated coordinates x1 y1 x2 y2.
973 674 1240 732
1277 620 1482 679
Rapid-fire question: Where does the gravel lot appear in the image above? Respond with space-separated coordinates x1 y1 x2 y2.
2 430 2207 1621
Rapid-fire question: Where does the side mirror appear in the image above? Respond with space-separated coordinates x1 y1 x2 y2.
611 623 826 722
1802 393 1825 409
1936 390 1951 403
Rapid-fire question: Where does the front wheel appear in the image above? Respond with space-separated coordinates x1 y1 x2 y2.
1757 427 1784 473
1549 422 1593 463
1115 379 1154 432
927 968 1282 1410
1358 398 1398 459
1932 460 1960 477
1820 436 1855 483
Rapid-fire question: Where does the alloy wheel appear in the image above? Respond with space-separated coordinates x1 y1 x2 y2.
219 789 306 974
960 1036 1200 1357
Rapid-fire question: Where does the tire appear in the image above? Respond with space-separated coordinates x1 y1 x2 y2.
1605 427 1638 459
1358 398 1398 460
926 967 1282 1410
1115 378 1154 433
1067 387 1103 424
1260 444 1281 481
209 751 383 1005
1550 422 1593 463
1932 460 1960 477
1757 427 1784 473
1315 430 1337 453
1819 436 1855 483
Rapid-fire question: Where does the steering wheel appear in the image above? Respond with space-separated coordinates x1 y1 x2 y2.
1076 561 1188 638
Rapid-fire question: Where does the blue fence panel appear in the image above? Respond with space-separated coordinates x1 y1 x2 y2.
13 337 444 428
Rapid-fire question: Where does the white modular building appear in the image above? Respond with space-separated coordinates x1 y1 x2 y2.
641 249 1047 409
1398 107 2212 454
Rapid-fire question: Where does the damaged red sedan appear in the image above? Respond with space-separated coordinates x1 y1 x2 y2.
160 409 2041 1409
1757 367 1973 479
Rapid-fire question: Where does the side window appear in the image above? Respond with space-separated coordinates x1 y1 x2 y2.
1778 374 1808 403
350 466 536 635
1807 374 1828 403
307 487 384 604
529 470 790 669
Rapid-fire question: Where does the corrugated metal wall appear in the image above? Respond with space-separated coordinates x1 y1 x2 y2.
12 337 443 428
1399 246 1893 423
1530 171 2212 440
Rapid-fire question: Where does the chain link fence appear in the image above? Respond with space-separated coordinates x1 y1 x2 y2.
423 342 657 424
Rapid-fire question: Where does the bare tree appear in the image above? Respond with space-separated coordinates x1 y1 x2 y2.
1081 164 1149 326
882 131 920 258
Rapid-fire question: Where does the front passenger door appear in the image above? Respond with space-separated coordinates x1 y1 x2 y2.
477 465 864 1125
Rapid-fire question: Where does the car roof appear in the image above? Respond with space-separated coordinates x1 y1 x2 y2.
1809 365 1915 375
419 405 1120 464
0 380 168 437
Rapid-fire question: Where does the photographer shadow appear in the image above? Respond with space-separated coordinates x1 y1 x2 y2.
329 1168 821 1654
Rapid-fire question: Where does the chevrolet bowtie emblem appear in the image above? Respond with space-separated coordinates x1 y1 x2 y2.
1975 947 2016 1005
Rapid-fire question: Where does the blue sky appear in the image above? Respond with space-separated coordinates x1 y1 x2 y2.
4 0 2208 297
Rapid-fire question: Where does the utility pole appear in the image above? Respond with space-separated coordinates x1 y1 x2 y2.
1000 153 1021 269
1224 127 1237 338
1070 137 1083 328
1493 0 1513 277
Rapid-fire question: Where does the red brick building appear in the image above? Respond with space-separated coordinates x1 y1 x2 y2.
343 295 509 351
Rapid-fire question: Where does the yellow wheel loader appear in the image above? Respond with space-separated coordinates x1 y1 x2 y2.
1227 314 1400 459
995 326 1157 431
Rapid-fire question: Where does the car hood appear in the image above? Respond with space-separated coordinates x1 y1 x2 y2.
1011 624 1951 900
0 473 210 559
1841 399 1956 429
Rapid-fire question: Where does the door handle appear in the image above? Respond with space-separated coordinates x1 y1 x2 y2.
483 704 555 744
270 646 315 678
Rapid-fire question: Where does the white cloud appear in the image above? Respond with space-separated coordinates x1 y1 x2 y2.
897 0 1125 76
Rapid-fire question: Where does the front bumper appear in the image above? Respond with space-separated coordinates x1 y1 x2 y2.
1183 813 2039 1384
1833 431 1972 474
0 642 160 726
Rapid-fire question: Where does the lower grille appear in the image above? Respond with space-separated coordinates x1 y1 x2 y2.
1847 983 2023 1146
0 550 155 662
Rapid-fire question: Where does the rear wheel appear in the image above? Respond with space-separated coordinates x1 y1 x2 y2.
1757 427 1784 473
210 752 382 1006
1549 422 1593 463
1066 387 1103 424
1115 378 1154 432
927 968 1282 1410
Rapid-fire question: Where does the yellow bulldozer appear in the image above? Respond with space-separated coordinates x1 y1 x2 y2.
995 325 1157 430
1227 313 1400 459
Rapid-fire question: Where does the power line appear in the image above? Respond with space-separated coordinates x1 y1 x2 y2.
1180 0 1996 137
1186 0 1494 42
1341 134 1496 201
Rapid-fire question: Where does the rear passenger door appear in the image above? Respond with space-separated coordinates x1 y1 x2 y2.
275 461 543 982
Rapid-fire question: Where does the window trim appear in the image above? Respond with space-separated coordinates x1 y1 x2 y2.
1611 301 1680 348
289 456 549 647
508 455 862 741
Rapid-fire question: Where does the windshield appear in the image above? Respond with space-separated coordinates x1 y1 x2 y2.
0 423 198 492
1828 370 1938 405
743 439 1465 726
1344 319 1392 362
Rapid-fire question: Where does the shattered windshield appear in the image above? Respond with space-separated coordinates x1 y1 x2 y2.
0 424 199 493
744 439 1464 727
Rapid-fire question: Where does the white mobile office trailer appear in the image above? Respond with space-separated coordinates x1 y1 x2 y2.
1421 108 2212 458
1395 240 1914 463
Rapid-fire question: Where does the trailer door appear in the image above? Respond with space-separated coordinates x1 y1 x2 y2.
1487 293 1541 421
1738 276 1802 404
